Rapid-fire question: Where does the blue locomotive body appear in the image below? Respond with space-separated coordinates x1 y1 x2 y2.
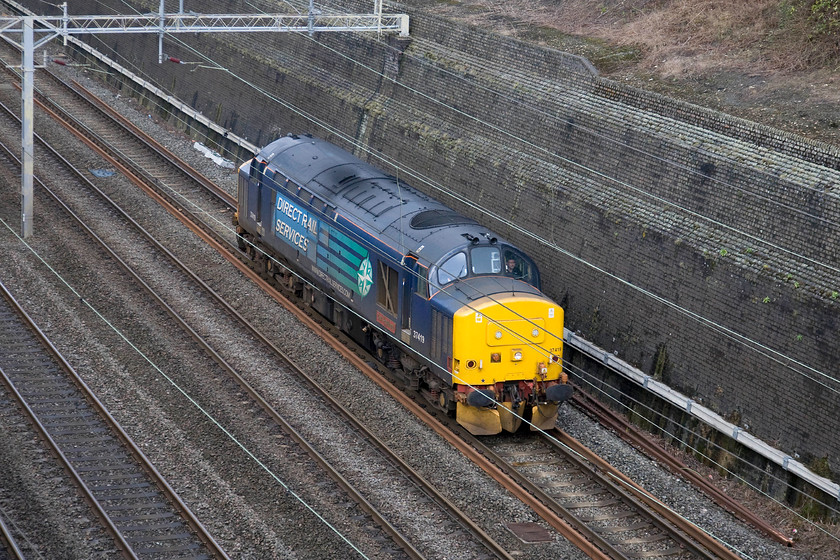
235 134 571 434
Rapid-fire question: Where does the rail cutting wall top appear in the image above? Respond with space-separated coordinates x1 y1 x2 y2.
0 0 410 238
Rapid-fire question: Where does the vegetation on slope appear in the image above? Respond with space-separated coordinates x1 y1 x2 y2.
409 0 840 145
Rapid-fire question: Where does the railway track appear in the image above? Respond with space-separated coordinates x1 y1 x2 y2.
0 280 227 559
0 51 515 559
571 388 794 547
478 430 734 560
0 36 790 560
392 371 742 560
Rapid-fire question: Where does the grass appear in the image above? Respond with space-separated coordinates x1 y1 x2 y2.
414 0 840 143
448 0 839 74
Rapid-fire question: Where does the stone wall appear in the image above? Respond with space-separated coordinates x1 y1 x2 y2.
38 0 840 476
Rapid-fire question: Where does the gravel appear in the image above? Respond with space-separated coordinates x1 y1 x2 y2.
0 59 833 560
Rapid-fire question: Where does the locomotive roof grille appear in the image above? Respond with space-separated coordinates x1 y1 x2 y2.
351 192 376 206
410 209 476 229
340 178 410 218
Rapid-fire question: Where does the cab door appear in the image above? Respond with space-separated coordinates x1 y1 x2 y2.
408 262 431 357
400 255 419 345
248 159 267 225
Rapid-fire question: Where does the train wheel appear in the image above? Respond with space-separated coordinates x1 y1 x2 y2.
439 390 455 416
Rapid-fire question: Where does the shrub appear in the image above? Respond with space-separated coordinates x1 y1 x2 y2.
811 0 840 35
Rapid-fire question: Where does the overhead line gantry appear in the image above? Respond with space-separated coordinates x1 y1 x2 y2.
0 0 409 238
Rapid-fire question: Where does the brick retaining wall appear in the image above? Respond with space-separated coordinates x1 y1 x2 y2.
42 0 840 477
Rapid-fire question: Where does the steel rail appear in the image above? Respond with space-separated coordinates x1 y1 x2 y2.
21 66 602 559
0 64 513 559
0 128 231 560
547 427 742 560
46 90 508 560
39 68 629 560
0 360 137 560
71 79 236 208
472 432 684 559
571 388 794 546
0 502 26 560
5 48 772 559
0 99 423 560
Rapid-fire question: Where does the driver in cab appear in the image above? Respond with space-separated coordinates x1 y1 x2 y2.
505 256 521 278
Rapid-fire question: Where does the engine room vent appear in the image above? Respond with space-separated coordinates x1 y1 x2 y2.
409 209 474 230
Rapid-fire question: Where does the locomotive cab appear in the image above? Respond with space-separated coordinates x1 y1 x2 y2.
424 245 571 435
451 292 569 435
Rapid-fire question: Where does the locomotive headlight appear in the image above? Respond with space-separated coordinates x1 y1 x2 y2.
511 349 523 362
532 328 539 338
495 330 503 340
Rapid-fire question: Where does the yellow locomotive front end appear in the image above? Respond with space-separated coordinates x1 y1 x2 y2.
451 295 571 435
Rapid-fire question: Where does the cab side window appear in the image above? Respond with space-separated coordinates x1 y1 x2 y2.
503 251 522 278
437 252 467 285
416 265 429 298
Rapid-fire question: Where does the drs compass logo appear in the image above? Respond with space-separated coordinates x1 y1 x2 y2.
357 257 373 297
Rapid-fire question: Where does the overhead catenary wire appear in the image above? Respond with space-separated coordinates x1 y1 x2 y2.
41 48 840 552
23 0 833 528
8 2 840 552
78 1 840 276
36 0 833 412
136 25 840 394
45 0 836 408
72 34 840 548
0 216 373 559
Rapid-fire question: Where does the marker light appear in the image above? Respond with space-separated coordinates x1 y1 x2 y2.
490 353 501 363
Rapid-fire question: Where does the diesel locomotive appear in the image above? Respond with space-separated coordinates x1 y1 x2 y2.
234 134 572 435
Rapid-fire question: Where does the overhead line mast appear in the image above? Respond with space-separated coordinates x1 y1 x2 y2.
0 0 409 238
